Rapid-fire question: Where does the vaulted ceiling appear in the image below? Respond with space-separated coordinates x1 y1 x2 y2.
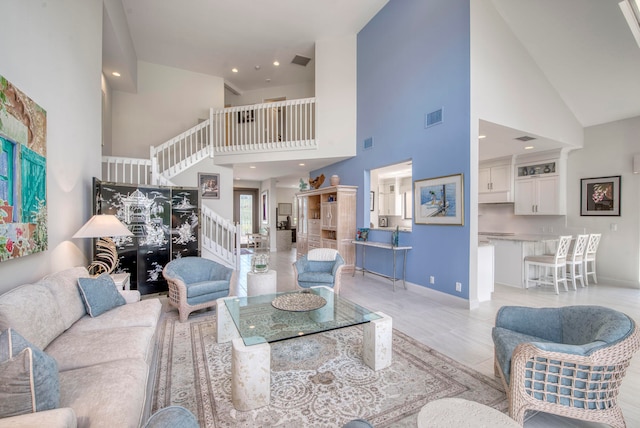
103 0 640 180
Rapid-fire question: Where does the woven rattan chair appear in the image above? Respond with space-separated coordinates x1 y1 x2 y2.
492 306 640 427
293 248 345 294
163 257 237 322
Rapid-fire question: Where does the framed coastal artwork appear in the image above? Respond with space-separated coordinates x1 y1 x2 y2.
198 172 220 199
414 173 463 226
580 176 621 216
0 75 48 262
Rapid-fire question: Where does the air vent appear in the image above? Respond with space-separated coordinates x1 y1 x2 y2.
515 135 536 142
291 55 311 67
425 108 443 128
363 137 373 150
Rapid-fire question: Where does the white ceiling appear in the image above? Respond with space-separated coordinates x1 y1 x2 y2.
103 0 640 183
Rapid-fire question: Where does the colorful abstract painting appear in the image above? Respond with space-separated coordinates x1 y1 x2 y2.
0 75 47 262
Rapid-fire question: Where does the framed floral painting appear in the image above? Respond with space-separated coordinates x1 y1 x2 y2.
580 176 621 216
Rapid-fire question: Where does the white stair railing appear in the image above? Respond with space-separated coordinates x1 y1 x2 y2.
211 97 317 154
150 120 211 183
200 205 240 270
102 156 153 185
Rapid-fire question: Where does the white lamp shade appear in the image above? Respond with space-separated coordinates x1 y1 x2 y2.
73 215 133 238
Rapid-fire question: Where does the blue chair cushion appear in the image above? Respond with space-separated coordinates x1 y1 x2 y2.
298 272 335 285
164 257 232 284
186 280 230 298
306 260 336 273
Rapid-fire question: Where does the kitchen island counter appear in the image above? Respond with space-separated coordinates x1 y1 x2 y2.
481 234 559 288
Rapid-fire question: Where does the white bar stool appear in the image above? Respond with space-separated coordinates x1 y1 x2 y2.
566 234 589 289
524 235 572 294
584 233 601 286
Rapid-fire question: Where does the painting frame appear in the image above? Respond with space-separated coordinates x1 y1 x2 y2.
580 175 621 216
198 172 220 199
262 190 268 223
414 173 464 226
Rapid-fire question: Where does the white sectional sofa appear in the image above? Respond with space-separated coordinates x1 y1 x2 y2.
0 267 162 428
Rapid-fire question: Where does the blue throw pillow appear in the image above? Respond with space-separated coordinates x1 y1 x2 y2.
0 328 60 417
77 273 126 317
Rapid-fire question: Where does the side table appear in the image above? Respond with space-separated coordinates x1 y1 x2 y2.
110 272 131 291
246 270 277 296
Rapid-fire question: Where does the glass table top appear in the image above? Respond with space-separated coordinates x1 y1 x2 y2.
224 287 381 346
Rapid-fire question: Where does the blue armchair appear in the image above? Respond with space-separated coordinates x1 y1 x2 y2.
293 248 345 294
492 305 639 427
163 257 237 322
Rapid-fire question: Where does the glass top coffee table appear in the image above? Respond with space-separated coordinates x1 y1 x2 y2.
216 286 392 411
222 287 381 346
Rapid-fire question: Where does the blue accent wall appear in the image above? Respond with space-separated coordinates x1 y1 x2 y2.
312 0 471 299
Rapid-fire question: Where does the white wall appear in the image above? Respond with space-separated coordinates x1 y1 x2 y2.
227 82 314 106
169 159 234 221
111 61 225 158
471 0 583 147
0 0 103 293
567 117 640 287
315 36 357 158
101 74 113 155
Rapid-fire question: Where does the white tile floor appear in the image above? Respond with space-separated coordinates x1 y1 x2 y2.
237 249 640 428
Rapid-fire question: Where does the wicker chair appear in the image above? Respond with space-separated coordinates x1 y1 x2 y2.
293 248 345 294
492 305 640 427
163 257 237 322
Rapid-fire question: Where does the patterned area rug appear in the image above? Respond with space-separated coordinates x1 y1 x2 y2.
152 310 507 427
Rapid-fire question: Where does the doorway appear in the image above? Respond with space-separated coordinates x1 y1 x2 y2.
234 188 259 246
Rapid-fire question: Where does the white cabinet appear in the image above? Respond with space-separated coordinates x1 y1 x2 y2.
378 180 401 215
477 244 494 302
514 153 566 215
515 175 560 215
478 158 513 203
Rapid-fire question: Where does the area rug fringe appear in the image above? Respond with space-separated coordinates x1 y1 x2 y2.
152 309 507 427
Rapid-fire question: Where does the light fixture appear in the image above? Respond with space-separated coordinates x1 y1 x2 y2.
478 135 486 139
620 0 640 48
111 71 121 77
73 215 133 275
249 165 256 169
524 146 534 150
273 61 280 66
232 68 238 73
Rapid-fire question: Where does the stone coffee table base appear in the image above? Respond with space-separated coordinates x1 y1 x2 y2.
216 293 392 411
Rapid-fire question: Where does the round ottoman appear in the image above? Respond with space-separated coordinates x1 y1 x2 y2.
417 398 518 428
247 269 277 296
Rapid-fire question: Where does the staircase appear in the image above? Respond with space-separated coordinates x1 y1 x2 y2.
102 98 317 269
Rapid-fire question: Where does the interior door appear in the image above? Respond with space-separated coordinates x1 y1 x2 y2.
234 188 259 245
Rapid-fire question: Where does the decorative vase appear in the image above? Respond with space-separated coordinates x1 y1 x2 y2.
251 252 269 273
392 226 399 247
330 175 340 186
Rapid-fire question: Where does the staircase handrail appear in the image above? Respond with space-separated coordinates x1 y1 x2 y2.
200 205 240 270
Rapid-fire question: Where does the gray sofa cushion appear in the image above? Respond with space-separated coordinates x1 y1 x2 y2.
0 328 59 416
77 274 126 317
59 359 149 428
45 326 156 372
67 299 161 333
0 284 66 350
39 267 89 329
0 407 77 428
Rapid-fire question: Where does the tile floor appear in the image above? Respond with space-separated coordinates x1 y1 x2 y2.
235 249 640 428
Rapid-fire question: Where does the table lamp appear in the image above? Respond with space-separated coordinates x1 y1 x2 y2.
73 214 134 275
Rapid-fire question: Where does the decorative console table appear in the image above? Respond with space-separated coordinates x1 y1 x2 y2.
351 241 412 291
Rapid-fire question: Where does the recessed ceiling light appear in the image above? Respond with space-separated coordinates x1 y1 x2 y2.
232 68 238 73
112 72 121 77
524 146 534 150
299 163 305 166
265 78 271 83
255 65 260 70
249 166 256 169
478 135 486 139
273 61 280 66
